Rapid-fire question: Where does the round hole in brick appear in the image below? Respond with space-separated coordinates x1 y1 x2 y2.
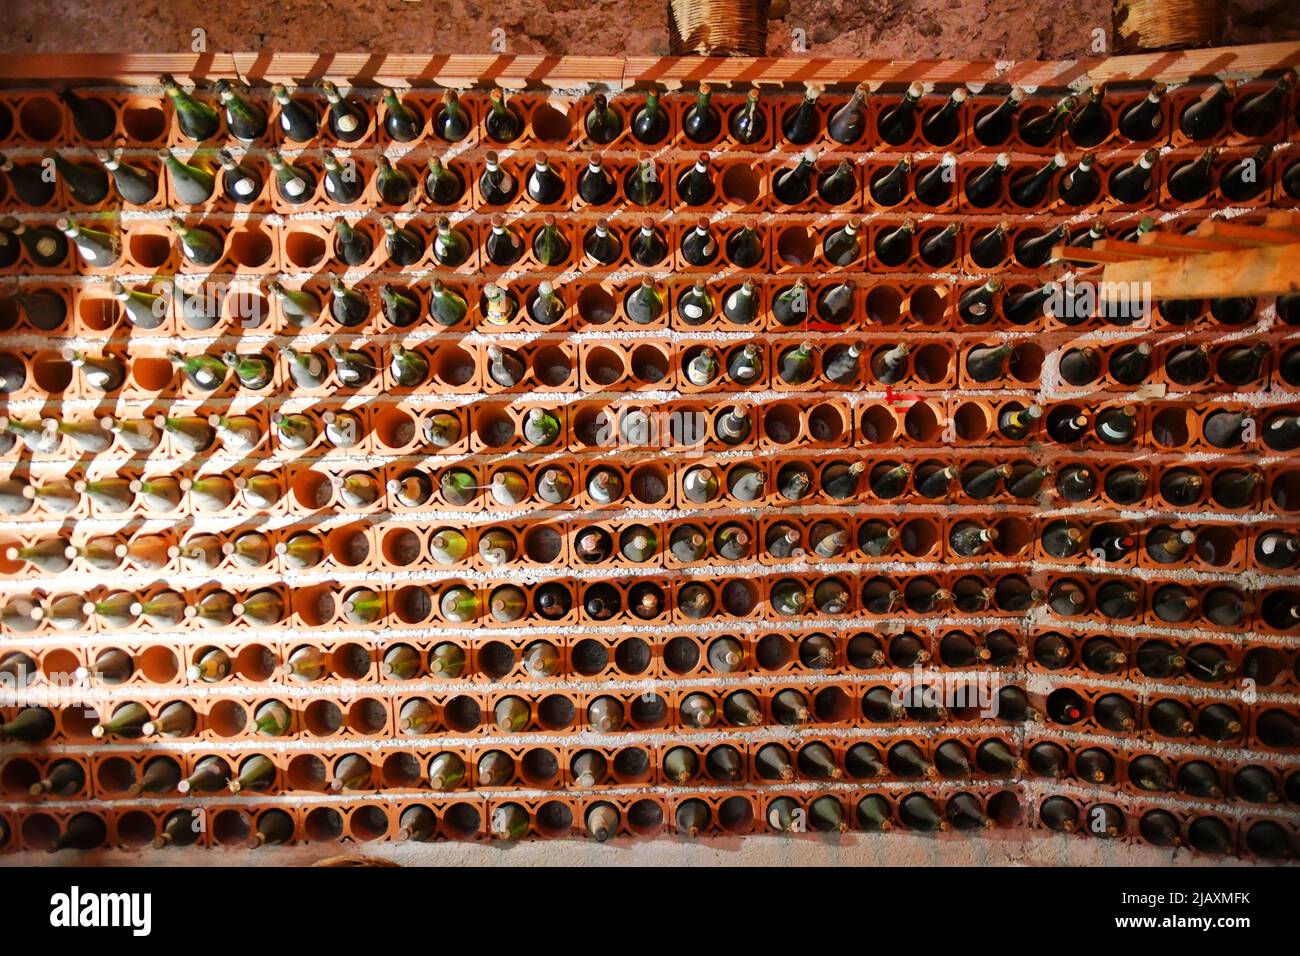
129 232 171 268
373 406 416 449
114 810 156 847
123 104 166 142
578 284 615 325
994 516 1033 556
479 641 515 679
571 638 609 676
382 527 421 567
348 697 387 735
78 296 120 331
40 648 78 683
392 584 433 624
899 518 938 557
814 686 852 722
584 345 622 385
572 405 605 446
522 524 562 564
522 749 559 785
90 757 135 797
232 643 274 682
212 809 251 846
630 344 668 383
627 799 663 834
629 463 668 504
953 401 989 441
860 404 896 443
443 803 481 839
328 524 370 567
762 402 800 445
0 103 12 140
291 469 332 512
302 700 342 737
208 699 248 737
1 758 38 796
304 807 344 843
722 580 758 615
131 357 173 392
756 633 793 670
226 290 269 329
537 694 575 730
913 343 950 383
1271 470 1300 511
808 402 845 442
1194 527 1238 567
32 352 72 393
776 225 813 266
988 791 1022 826
1011 343 1043 383
614 636 650 675
229 228 273 268
630 693 668 728
909 283 951 325
1243 646 1288 685
18 97 61 141
614 747 651 781
63 708 99 741
867 285 903 323
435 346 475 387
903 401 941 441
1150 407 1189 448
0 546 19 577
325 643 367 680
347 805 388 842
719 796 754 833
474 408 514 448
0 294 18 331
21 813 59 850
535 800 573 837
664 636 700 674
532 345 572 386
722 164 760 205
444 695 481 732
530 102 573 142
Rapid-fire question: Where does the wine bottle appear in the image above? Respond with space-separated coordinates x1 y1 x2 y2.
631 88 668 144
1179 81 1232 140
973 87 1025 145
782 84 820 143
828 83 870 144
160 73 220 141
320 80 369 141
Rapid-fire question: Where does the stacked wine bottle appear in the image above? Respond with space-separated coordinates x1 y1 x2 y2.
0 64 1298 857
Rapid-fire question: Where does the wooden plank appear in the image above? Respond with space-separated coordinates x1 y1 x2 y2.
1194 220 1300 247
0 53 240 85
1051 245 1141 265
1136 232 1243 253
1102 243 1300 298
1092 239 1183 259
1264 211 1300 230
0 41 1295 89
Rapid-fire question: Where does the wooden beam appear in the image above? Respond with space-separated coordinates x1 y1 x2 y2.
1052 245 1142 265
1102 243 1300 298
1264 211 1300 230
0 40 1296 89
1136 232 1244 253
1092 239 1185 259
1194 220 1300 247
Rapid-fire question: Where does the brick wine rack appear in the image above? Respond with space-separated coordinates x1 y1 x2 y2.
1 43 1299 861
